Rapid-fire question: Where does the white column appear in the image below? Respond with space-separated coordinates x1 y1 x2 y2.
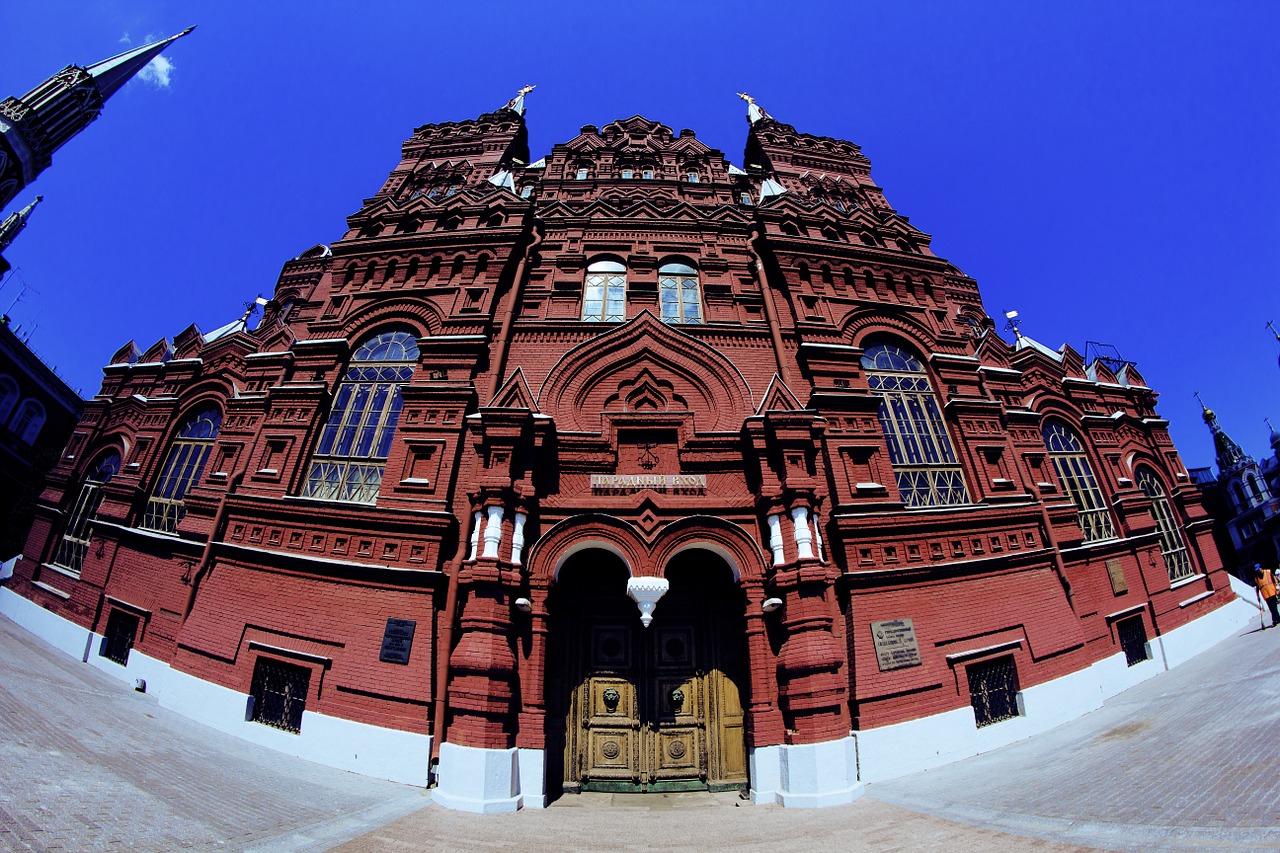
510 511 527 565
812 512 825 562
791 506 814 560
768 513 785 566
482 504 504 559
468 510 482 560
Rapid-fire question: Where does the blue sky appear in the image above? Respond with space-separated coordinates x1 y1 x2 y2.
2 2 1278 469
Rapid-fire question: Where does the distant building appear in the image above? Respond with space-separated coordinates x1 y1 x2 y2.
0 315 81 559
1188 407 1280 576
1 92 1252 812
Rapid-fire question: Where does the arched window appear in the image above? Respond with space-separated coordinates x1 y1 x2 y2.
302 330 418 504
0 375 18 424
1135 466 1194 582
142 405 222 533
861 341 969 508
658 262 703 324
582 260 627 322
51 450 122 574
1232 481 1249 511
10 399 46 445
1042 420 1115 542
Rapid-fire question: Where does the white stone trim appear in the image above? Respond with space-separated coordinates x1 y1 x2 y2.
776 736 863 807
516 747 546 809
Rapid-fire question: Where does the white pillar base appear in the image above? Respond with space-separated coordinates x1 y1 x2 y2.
748 743 782 804
776 735 863 808
434 742 521 813
517 747 546 809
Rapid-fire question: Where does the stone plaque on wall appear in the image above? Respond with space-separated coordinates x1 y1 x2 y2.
1105 558 1127 595
379 618 416 664
871 618 922 672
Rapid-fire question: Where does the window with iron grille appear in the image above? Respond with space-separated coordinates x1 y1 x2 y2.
141 405 222 533
861 341 970 508
967 655 1020 727
100 609 139 666
1042 420 1116 542
249 658 311 734
1134 466 1195 582
52 451 121 575
1117 616 1149 667
302 330 418 504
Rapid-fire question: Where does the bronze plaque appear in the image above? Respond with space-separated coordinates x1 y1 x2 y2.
871 618 922 671
378 618 415 664
1105 558 1127 595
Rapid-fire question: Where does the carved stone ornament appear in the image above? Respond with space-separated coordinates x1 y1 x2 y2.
668 739 687 759
625 575 670 628
601 740 621 760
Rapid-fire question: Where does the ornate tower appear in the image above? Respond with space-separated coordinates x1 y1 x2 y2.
0 28 193 210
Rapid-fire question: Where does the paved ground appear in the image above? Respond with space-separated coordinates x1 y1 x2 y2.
1 600 1277 852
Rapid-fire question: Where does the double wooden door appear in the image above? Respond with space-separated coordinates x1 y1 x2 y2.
562 578 747 793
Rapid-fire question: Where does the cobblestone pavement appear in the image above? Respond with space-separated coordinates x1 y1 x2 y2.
3 604 1278 852
0 616 428 852
872 620 1280 851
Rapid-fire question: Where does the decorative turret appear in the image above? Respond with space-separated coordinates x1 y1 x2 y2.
1267 418 1280 455
1196 393 1250 475
0 195 41 275
0 28 194 210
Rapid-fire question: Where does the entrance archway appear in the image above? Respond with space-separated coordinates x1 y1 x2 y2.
546 548 748 795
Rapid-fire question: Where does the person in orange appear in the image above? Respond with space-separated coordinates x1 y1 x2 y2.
1254 564 1279 629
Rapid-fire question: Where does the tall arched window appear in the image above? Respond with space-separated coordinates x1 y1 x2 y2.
658 262 703 324
582 260 627 322
10 399 46 445
142 405 222 533
1135 466 1194 582
0 375 18 424
861 341 969 508
52 451 122 574
302 329 418 504
1042 420 1115 542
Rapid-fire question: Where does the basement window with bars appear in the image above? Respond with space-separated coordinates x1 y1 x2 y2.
249 657 311 734
967 655 1021 727
302 330 418 504
100 609 139 666
141 405 222 533
861 341 970 508
1117 616 1150 667
51 450 121 575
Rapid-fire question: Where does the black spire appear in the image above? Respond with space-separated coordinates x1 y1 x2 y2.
0 28 194 211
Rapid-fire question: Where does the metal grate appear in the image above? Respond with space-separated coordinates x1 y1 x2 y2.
249 658 310 734
1118 616 1149 667
101 610 139 666
967 655 1020 727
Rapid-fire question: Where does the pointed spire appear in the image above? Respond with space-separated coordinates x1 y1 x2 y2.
0 28 194 210
1267 418 1280 454
86 28 195 101
0 196 42 255
503 84 536 116
1196 393 1250 474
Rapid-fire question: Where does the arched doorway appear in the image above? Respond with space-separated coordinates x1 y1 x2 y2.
547 548 749 794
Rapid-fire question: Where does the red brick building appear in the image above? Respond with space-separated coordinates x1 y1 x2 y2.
1 92 1251 812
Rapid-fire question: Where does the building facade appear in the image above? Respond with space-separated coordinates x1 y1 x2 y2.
1 94 1250 812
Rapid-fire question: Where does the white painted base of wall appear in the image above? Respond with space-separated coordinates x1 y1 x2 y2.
434 742 520 813
517 748 547 809
0 587 432 786
776 735 863 807
748 743 782 804
854 592 1257 784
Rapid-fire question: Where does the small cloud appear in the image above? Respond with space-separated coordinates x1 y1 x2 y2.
119 32 131 45
138 55 175 89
